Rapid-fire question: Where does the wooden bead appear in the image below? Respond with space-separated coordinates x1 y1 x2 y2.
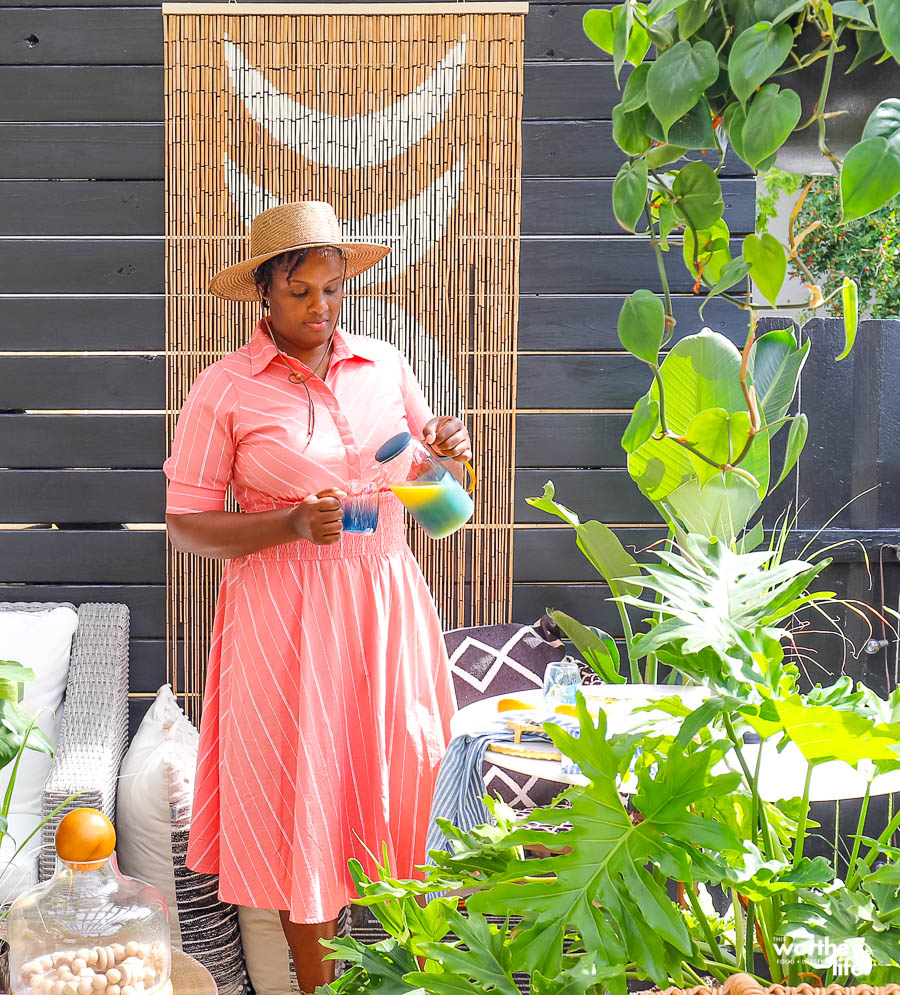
72 960 87 974
51 982 65 995
40 957 54 972
87 952 99 968
106 970 121 986
78 981 93 995
112 946 126 963
92 975 107 991
76 952 91 966
121 986 137 995
124 944 139 959
107 985 121 995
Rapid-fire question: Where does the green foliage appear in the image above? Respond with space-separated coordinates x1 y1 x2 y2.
764 170 900 319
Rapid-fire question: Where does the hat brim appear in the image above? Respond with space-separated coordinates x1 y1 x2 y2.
208 241 392 301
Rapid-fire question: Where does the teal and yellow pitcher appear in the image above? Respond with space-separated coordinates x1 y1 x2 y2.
374 432 476 539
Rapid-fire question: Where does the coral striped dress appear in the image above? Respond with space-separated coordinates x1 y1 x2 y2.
163 319 455 923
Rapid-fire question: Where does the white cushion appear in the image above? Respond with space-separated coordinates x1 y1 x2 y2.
0 812 43 905
116 686 250 995
0 605 78 817
116 684 198 948
236 906 294 995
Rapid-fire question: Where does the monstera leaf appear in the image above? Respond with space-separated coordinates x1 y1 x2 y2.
466 699 743 986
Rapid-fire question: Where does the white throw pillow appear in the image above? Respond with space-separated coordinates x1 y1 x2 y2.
0 605 78 818
116 686 249 995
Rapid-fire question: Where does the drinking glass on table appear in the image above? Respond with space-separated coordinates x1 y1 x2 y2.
341 481 379 535
543 659 581 709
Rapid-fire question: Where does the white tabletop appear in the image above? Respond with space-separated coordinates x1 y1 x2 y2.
452 685 900 802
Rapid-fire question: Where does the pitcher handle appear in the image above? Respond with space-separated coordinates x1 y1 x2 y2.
462 461 477 494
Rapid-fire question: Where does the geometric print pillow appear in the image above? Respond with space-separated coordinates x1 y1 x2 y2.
444 622 567 709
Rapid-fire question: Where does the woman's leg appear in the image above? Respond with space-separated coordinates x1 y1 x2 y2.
278 912 339 993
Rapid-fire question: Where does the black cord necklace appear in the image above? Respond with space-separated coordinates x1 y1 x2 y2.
263 315 335 447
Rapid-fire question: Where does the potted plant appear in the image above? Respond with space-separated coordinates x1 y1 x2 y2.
0 658 70 991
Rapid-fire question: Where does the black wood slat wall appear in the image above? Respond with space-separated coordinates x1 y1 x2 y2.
0 1 896 738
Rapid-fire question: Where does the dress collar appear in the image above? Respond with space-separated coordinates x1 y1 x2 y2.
247 319 379 376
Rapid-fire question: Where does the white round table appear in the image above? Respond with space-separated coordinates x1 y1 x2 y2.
451 686 900 803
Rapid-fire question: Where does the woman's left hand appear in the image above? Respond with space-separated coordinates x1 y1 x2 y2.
423 416 472 463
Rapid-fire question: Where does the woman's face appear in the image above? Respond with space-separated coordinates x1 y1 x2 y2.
265 248 345 354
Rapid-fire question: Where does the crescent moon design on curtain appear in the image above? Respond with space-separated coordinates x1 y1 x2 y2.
223 34 467 168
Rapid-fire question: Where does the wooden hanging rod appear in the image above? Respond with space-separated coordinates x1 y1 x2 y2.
162 2 529 13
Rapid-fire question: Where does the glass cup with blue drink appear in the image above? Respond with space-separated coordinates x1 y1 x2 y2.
341 481 379 535
543 660 581 709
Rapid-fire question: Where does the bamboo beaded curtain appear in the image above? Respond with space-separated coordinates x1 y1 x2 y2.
162 3 526 721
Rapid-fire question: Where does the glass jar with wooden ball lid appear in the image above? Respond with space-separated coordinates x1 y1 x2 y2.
7 809 171 995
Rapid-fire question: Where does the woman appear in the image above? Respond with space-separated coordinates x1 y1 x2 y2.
164 201 467 992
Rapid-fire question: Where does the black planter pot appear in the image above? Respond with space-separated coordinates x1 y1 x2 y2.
775 29 900 175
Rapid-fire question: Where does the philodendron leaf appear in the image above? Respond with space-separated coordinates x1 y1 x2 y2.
549 610 624 684
622 395 661 453
840 136 900 223
647 0 691 18
583 7 651 65
772 696 900 771
723 103 748 163
743 231 787 307
701 257 750 307
838 276 859 360
832 1 874 26
728 21 793 105
526 480 580 527
645 99 716 150
677 0 708 38
621 62 651 112
874 0 900 63
672 160 725 231
748 327 810 430
612 158 648 232
773 413 808 489
646 143 688 168
685 407 752 482
613 104 652 155
646 40 719 138
618 289 665 363
863 98 900 147
683 218 733 285
741 84 802 168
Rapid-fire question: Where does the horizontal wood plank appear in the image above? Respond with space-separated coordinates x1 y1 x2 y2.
512 582 624 633
525 5 606 61
517 294 748 351
515 412 629 467
0 64 625 124
522 178 755 236
0 124 164 179
515 469 656 523
523 62 625 120
0 122 748 182
0 584 165 638
0 470 164 523
0 414 165 468
0 298 165 350
522 122 753 178
0 240 162 293
0 66 163 122
130 638 169 694
0 357 165 410
0 181 163 236
514 527 664 582
0 8 163 65
517 353 650 409
0 529 165 583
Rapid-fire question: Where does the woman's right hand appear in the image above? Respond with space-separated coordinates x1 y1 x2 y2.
290 488 346 545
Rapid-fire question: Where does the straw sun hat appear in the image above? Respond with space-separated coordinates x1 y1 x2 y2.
208 200 392 301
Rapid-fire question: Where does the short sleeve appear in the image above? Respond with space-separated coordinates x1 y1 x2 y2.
398 352 435 439
163 365 238 514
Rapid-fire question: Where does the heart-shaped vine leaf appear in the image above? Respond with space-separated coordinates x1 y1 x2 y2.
647 40 719 138
728 21 793 105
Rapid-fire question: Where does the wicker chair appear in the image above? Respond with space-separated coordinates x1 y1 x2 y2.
0 602 130 883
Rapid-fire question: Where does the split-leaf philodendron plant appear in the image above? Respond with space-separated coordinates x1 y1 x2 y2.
312 3 900 991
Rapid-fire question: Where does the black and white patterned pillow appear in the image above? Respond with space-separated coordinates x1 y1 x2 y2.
444 622 567 708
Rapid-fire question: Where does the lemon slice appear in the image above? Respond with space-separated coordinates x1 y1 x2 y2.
554 704 578 718
497 697 536 712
